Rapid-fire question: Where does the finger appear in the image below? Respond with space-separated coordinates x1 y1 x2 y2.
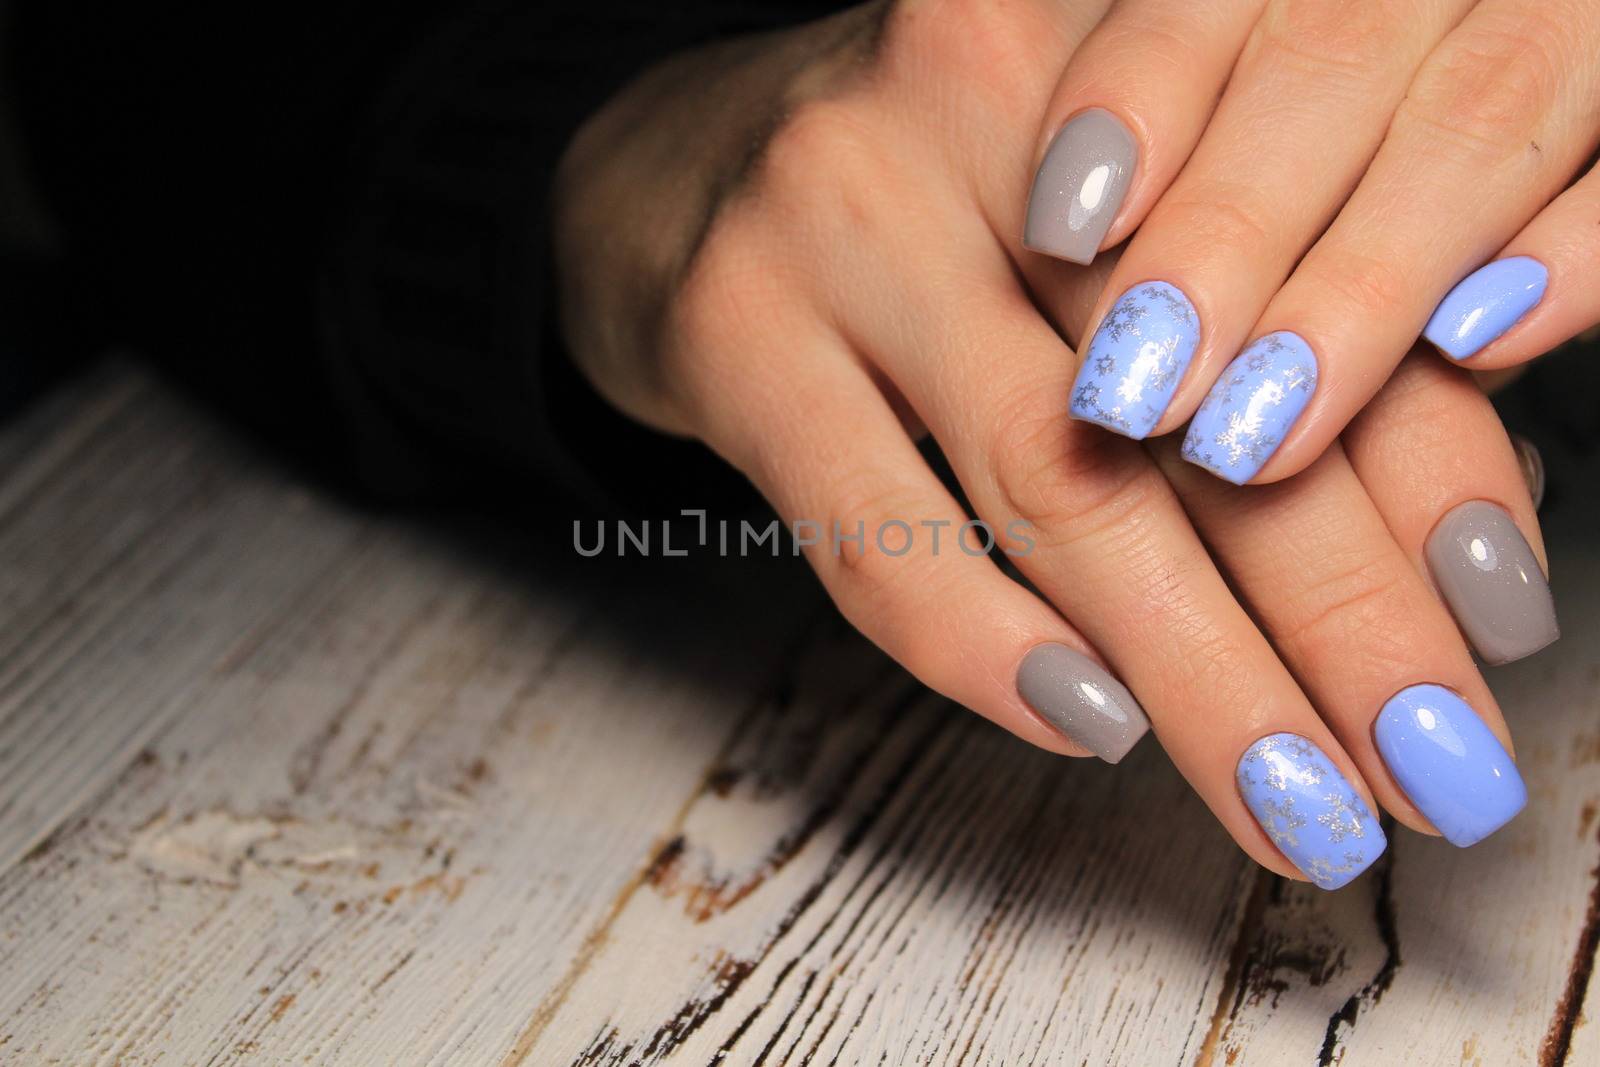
1185 0 1600 483
1020 0 1266 265
849 252 1386 888
1343 351 1558 665
1069 0 1470 445
1423 161 1600 365
1154 438 1524 847
684 317 1152 762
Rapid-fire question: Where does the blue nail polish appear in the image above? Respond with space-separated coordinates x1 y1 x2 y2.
1237 733 1386 890
1182 331 1318 484
1375 684 1526 847
1070 282 1200 439
1424 256 1548 361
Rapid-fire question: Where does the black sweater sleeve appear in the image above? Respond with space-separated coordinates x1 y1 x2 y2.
10 0 839 511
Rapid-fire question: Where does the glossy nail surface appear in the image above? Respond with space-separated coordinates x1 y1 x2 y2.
1023 109 1137 265
1017 643 1149 763
1511 434 1545 511
1424 256 1548 360
1070 282 1200 439
1375 684 1525 847
1426 500 1558 665
1237 733 1386 890
1182 331 1318 484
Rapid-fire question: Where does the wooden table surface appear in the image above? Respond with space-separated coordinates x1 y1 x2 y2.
0 363 1596 1066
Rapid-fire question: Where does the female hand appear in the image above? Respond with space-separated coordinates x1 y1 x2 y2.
1028 0 1600 482
554 0 1555 888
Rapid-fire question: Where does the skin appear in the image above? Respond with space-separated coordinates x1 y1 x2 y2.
1039 0 1600 476
553 0 1551 884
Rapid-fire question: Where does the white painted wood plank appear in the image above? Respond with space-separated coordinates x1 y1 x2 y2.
1561 871 1600 1067
513 639 1256 1066
0 365 816 1065
0 368 369 867
0 363 1594 1066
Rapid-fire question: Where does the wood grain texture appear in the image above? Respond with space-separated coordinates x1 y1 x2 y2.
0 363 1595 1065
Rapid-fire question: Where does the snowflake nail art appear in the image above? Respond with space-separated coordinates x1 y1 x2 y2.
1069 282 1200 440
1237 732 1386 891
1182 331 1318 484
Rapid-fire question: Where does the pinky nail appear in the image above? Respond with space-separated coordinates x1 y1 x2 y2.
1016 643 1149 763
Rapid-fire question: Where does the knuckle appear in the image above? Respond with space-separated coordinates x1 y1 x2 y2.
667 215 768 359
1148 179 1279 259
1366 349 1472 423
1304 247 1414 321
811 485 945 624
1371 361 1467 428
1167 627 1269 711
881 0 1052 85
1248 0 1396 83
1348 355 1488 473
1401 19 1564 161
754 97 902 252
1095 18 1213 88
989 408 1154 543
830 524 901 590
1274 557 1410 651
832 552 934 650
660 217 801 430
759 98 879 201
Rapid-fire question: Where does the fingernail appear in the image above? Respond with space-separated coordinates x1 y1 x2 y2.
1236 733 1386 890
1426 500 1558 665
1511 433 1545 510
1070 282 1200 439
1023 109 1137 265
1017 642 1149 763
1375 684 1525 847
1424 256 1548 361
1181 331 1318 484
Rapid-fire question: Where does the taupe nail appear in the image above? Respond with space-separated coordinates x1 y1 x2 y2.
1023 109 1137 265
1426 500 1559 665
1017 643 1149 763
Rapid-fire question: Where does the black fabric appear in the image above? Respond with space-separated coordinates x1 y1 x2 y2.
7 1 840 514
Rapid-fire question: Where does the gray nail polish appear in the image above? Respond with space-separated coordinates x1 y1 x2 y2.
1017 643 1149 763
1023 109 1137 265
1426 500 1559 665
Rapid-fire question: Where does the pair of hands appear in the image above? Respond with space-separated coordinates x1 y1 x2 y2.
553 0 1583 888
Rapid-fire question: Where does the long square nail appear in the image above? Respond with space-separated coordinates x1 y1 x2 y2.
1426 500 1558 665
1424 257 1548 361
1182 331 1317 484
1023 109 1137 265
1237 733 1386 890
1375 684 1525 847
1017 643 1149 763
1070 282 1200 439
